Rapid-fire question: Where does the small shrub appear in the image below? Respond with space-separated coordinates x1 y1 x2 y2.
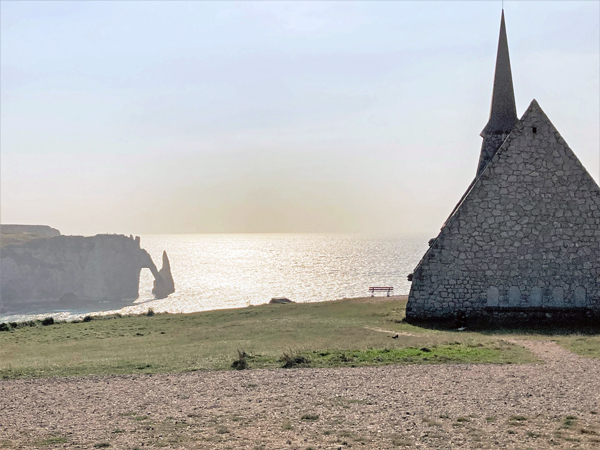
41 317 54 326
280 350 310 368
337 353 353 363
146 308 155 317
37 436 68 445
231 350 248 370
0 323 10 332
82 315 93 322
93 443 110 448
301 414 319 421
17 320 36 328
564 416 578 427
9 322 17 328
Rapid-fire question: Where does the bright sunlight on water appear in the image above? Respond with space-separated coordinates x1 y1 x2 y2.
1 234 429 322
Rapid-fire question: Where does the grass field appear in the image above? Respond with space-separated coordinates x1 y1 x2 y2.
0 232 49 247
0 296 553 379
536 334 600 360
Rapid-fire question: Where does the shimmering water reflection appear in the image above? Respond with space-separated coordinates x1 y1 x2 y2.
1 234 428 321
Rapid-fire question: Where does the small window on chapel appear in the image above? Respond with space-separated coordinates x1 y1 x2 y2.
532 127 537 134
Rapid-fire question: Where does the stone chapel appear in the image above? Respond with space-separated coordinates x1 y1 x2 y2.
406 11 600 323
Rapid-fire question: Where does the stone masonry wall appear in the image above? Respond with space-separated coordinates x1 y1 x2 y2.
477 133 507 177
406 100 600 321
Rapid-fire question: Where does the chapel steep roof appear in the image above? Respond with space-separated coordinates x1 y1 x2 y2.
413 98 600 275
481 10 518 136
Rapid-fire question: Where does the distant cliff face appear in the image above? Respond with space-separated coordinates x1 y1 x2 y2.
0 234 173 312
1 224 61 238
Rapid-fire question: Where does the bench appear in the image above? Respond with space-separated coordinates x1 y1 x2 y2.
369 287 393 297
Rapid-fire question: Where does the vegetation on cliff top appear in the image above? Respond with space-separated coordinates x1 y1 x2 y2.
1 232 49 247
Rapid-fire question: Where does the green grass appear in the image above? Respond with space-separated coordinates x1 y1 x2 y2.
444 323 600 360
280 343 526 367
0 297 542 379
35 436 68 446
552 335 600 359
1 232 49 247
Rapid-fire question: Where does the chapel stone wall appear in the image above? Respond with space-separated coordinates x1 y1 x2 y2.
406 101 600 321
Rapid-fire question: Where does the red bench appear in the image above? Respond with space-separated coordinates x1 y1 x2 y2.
369 287 393 297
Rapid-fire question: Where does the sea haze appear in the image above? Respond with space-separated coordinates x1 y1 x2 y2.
0 233 429 322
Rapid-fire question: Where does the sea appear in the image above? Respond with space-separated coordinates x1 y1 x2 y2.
0 233 429 322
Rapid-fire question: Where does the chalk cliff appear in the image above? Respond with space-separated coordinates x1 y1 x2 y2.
0 234 174 313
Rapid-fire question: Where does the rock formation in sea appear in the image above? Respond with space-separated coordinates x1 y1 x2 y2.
0 234 174 313
152 251 175 299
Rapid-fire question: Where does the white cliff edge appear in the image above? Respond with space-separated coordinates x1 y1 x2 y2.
0 234 175 313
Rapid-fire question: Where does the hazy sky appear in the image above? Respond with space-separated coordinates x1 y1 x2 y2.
1 1 598 235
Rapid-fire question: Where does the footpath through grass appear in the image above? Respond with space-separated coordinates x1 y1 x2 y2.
477 327 600 360
0 297 543 379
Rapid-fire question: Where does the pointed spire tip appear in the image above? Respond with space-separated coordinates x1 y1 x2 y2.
481 9 518 136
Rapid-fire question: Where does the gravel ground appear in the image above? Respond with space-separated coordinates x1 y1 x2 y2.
1 340 599 449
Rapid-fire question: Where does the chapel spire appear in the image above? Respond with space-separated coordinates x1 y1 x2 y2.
477 10 518 176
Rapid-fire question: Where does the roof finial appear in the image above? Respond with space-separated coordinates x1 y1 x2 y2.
480 9 518 137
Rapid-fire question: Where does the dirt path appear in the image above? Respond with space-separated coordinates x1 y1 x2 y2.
363 325 415 336
1 340 599 449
